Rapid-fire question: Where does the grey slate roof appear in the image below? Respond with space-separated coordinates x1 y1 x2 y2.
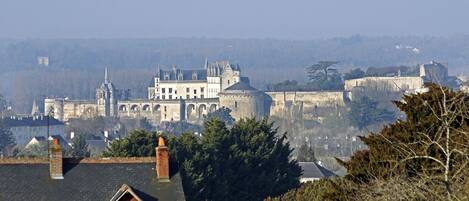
157 69 208 81
224 81 258 91
0 158 185 201
1 116 63 127
299 162 336 179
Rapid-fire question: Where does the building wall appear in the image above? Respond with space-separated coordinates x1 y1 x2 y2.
266 91 346 121
118 98 219 124
207 76 222 98
221 68 240 90
155 82 208 100
344 77 424 92
45 98 98 121
219 92 265 121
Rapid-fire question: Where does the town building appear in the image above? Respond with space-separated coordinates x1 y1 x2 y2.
25 135 68 149
1 115 64 147
0 137 185 201
298 162 336 183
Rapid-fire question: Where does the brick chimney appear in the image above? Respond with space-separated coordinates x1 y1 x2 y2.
50 138 64 179
156 136 170 182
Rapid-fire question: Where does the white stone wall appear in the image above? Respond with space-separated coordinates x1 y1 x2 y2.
266 91 345 120
344 77 424 92
207 77 222 98
156 82 208 100
219 92 265 121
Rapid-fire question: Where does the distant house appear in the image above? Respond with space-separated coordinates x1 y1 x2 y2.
299 162 336 183
1 116 64 147
25 135 69 149
0 137 185 201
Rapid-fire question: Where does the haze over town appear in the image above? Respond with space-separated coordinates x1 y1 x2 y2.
1 1 469 201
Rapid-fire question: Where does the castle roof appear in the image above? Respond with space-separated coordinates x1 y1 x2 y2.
224 81 257 91
157 69 208 81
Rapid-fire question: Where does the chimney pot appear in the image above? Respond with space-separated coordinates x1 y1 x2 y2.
156 136 170 182
50 138 64 180
53 138 59 145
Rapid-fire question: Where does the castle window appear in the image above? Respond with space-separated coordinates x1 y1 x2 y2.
192 72 198 80
162 95 166 100
164 106 167 112
201 87 204 93
228 80 230 85
169 88 172 93
186 88 190 93
169 95 173 99
162 88 166 93
201 95 204 99
193 89 197 94
234 101 238 108
175 90 177 94
186 95 190 99
194 96 197 99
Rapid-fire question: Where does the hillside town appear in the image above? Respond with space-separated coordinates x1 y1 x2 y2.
3 1 469 200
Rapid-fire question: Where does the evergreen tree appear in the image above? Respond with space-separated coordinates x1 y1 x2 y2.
0 120 15 154
67 135 90 157
204 107 235 125
103 119 302 201
340 84 469 199
306 61 343 90
347 96 395 130
173 118 301 201
102 129 157 157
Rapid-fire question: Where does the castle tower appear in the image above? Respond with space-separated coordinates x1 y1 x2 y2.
219 82 266 120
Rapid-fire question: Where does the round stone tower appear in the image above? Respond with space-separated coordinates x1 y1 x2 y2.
219 81 266 121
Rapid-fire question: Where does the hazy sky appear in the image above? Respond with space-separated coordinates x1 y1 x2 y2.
1 0 469 39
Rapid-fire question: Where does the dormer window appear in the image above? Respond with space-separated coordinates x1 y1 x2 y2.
192 72 198 80
164 72 170 80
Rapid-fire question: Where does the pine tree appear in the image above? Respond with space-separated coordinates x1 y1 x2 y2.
103 129 157 157
67 135 90 157
173 118 301 201
0 120 15 154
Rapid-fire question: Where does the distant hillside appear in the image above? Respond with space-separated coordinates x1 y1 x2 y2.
1 36 469 112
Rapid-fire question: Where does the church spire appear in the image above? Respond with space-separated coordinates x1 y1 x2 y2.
104 67 109 84
31 99 39 116
204 57 209 69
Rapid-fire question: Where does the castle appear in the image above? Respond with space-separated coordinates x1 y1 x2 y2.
45 60 267 124
44 60 449 125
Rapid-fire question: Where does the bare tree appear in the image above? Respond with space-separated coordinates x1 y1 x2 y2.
384 85 469 200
